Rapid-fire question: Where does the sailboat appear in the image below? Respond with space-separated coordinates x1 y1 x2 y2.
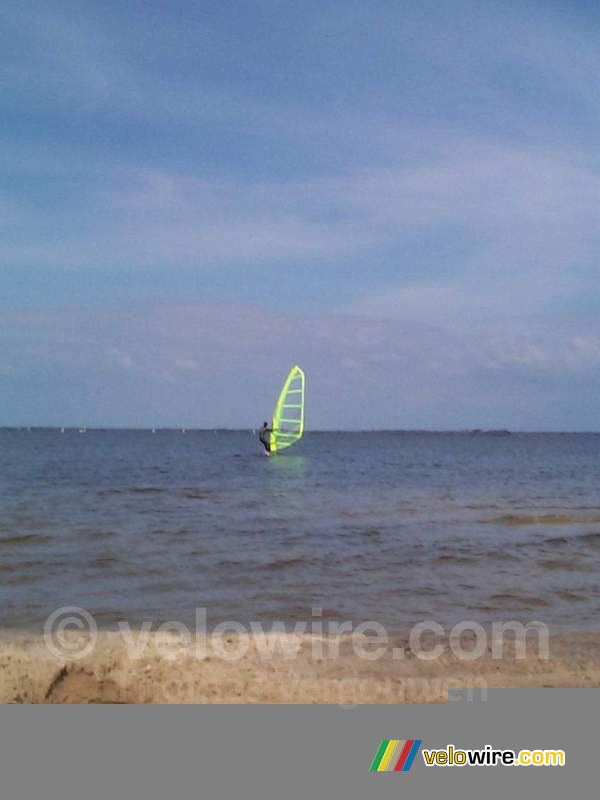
269 365 306 454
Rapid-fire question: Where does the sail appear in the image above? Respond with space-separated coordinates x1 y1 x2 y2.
270 365 305 453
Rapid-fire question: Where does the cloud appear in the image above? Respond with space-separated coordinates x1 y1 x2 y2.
2 2 600 429
4 141 600 272
2 2 600 319
1 303 599 429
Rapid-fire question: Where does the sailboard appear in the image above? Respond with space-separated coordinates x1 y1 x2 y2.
270 365 305 454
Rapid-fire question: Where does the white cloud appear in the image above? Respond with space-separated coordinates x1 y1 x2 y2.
174 358 198 372
1 303 599 429
2 2 600 333
109 348 134 369
2 1 600 433
4 141 600 300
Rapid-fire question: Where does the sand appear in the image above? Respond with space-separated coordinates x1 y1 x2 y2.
1 627 599 703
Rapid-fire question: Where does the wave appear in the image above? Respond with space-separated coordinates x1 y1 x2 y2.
98 486 166 496
180 489 221 500
556 590 587 602
491 514 600 526
263 556 310 571
488 593 551 607
90 555 119 566
78 529 117 540
360 527 383 538
538 558 583 572
0 533 52 546
541 531 600 547
580 531 600 543
431 554 477 565
484 550 520 561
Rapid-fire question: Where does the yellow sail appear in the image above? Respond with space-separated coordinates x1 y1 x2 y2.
270 365 305 454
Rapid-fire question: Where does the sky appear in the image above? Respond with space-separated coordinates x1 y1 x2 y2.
1 0 600 429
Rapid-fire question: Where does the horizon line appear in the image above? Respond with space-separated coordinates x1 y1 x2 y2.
2 427 600 435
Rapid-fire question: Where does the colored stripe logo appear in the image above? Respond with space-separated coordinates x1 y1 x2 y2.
370 739 422 772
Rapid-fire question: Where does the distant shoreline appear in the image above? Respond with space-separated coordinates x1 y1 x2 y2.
2 428 600 435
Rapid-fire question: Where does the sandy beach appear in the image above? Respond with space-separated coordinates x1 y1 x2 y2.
2 628 599 704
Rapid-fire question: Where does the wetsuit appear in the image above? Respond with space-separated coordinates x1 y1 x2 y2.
259 424 271 452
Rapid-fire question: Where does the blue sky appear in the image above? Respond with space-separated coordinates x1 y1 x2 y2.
2 0 600 428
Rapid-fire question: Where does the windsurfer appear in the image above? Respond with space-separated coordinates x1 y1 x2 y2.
259 421 272 453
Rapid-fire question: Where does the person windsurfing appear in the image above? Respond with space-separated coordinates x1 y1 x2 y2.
258 421 272 453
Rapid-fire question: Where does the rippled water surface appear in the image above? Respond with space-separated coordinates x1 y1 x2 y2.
1 430 599 631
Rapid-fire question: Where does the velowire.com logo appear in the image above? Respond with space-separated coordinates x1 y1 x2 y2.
370 740 566 770
369 740 423 772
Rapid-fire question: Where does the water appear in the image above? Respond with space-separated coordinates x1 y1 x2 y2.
1 430 599 632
